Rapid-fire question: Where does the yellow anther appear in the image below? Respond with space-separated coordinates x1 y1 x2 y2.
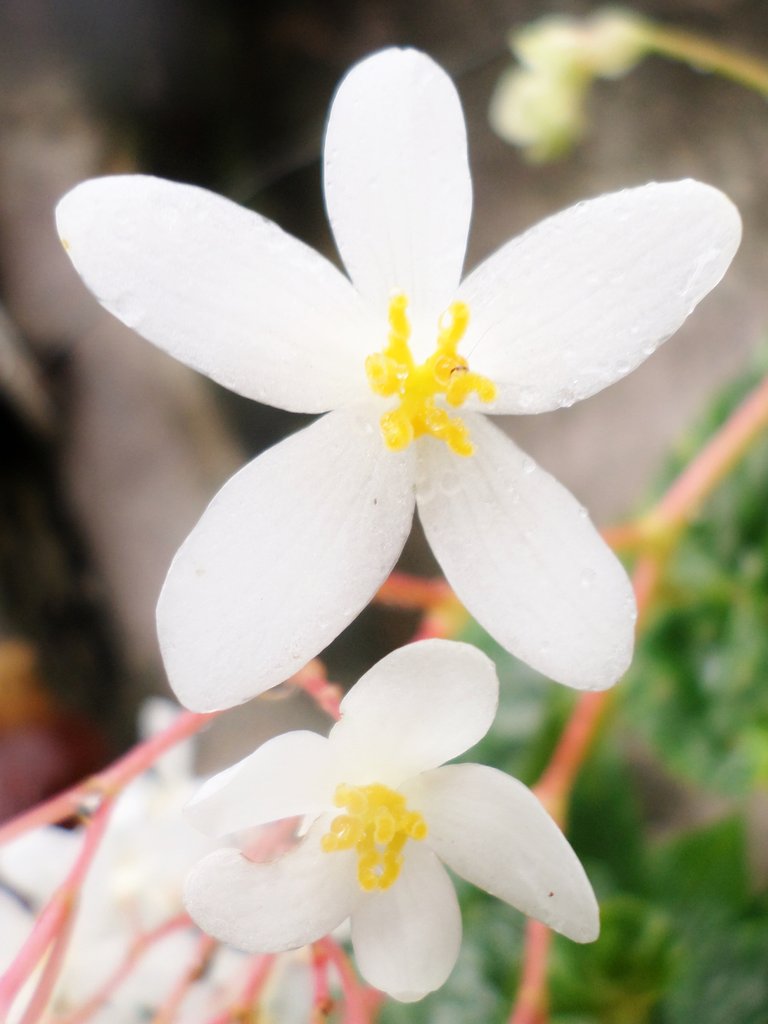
322 782 428 892
380 408 415 451
365 293 496 456
437 301 470 348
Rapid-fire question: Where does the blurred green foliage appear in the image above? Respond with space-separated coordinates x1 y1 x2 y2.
382 357 768 1022
625 358 768 794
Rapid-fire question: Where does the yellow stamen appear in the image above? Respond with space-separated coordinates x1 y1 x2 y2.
365 293 497 456
320 782 428 892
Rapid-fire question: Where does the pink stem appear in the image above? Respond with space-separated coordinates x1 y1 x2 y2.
149 933 217 1024
18 901 75 1024
0 711 215 847
506 920 551 1024
0 799 114 1019
238 954 276 1008
318 939 372 1024
311 943 333 1016
57 914 192 1024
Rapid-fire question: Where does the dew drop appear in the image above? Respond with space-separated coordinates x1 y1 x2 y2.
522 457 536 475
504 480 520 505
580 567 597 589
516 387 536 411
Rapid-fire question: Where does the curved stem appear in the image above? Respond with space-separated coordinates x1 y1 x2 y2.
641 23 768 97
652 373 768 531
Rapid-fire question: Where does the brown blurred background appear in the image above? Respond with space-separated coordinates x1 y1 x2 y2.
0 0 765 812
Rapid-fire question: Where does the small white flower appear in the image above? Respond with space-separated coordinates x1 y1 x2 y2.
55 48 741 712
183 640 599 1002
0 700 229 1017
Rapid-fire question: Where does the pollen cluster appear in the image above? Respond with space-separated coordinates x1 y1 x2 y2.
321 782 428 891
365 293 497 456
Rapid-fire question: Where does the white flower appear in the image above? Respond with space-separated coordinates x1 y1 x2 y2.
183 640 599 1002
0 700 235 1019
55 48 741 712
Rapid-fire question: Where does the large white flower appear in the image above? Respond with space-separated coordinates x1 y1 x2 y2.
183 640 599 1001
55 48 741 712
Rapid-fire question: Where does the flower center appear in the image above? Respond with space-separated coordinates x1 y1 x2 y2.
320 782 428 891
365 293 497 456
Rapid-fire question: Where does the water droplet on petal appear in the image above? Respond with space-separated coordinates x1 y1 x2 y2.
581 567 597 589
516 387 536 412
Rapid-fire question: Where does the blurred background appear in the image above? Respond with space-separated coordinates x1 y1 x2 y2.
0 0 765 813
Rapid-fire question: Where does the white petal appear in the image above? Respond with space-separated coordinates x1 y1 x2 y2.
158 408 415 711
459 180 741 413
403 763 599 942
186 731 333 838
417 416 635 690
329 639 498 787
324 48 471 336
351 843 461 1001
56 175 371 413
0 891 33 966
184 823 359 952
0 827 79 905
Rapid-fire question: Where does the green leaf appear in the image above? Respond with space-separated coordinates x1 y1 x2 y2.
652 815 748 913
647 816 768 1023
658 908 768 1024
549 895 677 1024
